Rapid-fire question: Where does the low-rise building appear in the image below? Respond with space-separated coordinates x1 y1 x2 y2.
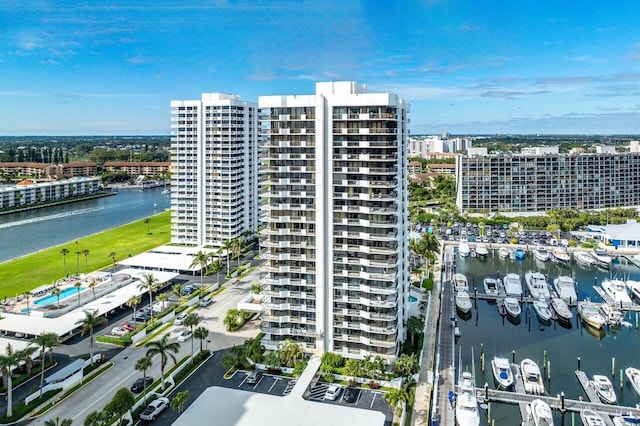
0 177 101 209
102 161 170 176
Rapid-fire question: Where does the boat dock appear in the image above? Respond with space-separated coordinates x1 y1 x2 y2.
510 363 533 425
575 370 603 403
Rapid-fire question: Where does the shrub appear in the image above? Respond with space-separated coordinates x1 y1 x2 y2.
369 380 381 389
96 335 132 346
321 352 344 369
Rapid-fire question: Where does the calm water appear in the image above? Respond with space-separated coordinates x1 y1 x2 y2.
0 188 170 263
453 250 640 425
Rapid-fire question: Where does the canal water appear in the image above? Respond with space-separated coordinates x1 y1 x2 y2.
453 250 640 425
0 188 170 263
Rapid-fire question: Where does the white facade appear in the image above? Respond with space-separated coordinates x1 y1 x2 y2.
258 81 410 360
0 177 100 209
521 146 559 155
170 93 258 247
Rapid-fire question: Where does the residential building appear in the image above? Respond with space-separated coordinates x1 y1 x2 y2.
258 81 410 360
426 163 456 175
102 162 170 177
521 146 559 155
170 93 258 247
0 162 98 179
456 151 640 213
0 177 101 209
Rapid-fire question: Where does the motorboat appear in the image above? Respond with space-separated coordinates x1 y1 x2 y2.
550 297 573 323
525 271 550 299
498 247 511 259
533 246 550 262
591 374 617 404
453 273 469 292
599 304 627 327
455 370 480 426
533 299 553 323
578 301 606 329
592 248 613 268
625 367 640 396
503 297 522 318
459 239 471 258
552 276 577 304
521 358 545 395
626 280 640 301
613 415 640 426
483 278 500 296
455 291 472 314
581 410 606 426
503 273 523 296
528 398 554 426
475 243 488 258
491 356 514 389
630 253 640 267
575 250 597 266
550 248 570 264
601 279 633 307
514 248 526 260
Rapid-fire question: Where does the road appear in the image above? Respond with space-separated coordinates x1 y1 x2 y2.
29 263 261 425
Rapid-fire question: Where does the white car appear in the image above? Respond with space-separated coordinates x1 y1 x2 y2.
140 397 169 421
174 313 188 326
324 384 342 400
177 330 192 342
111 327 128 336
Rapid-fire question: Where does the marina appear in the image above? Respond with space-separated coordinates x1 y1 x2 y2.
448 244 640 425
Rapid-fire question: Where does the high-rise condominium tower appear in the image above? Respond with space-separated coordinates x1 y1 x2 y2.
259 81 410 359
170 93 258 247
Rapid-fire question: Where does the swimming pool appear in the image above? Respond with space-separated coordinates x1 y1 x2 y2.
409 295 418 303
34 287 85 306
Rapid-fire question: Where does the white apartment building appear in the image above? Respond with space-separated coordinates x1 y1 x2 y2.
258 81 410 360
170 93 258 247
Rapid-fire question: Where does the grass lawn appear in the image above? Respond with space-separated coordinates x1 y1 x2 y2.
0 210 171 298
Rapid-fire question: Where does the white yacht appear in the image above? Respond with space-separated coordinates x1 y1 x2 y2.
626 280 640 301
581 410 606 426
503 297 522 318
575 250 597 266
625 367 640 396
592 248 613 268
599 304 626 327
453 273 469 292
533 246 550 262
552 276 577 304
498 247 511 259
525 271 550 299
521 358 545 395
475 243 488 258
602 279 633 307
528 398 554 426
613 415 640 426
459 238 471 258
550 248 570 264
503 273 523 296
455 370 479 426
550 297 573 323
455 291 472 314
578 301 607 330
491 356 514 389
591 374 617 404
533 299 553 323
483 277 500 296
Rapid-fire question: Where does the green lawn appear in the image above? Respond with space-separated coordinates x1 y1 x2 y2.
0 210 171 298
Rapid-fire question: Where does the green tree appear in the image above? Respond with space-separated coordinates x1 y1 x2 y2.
172 283 183 306
23 291 32 316
189 250 209 288
221 239 233 271
143 217 151 234
44 417 73 426
75 251 81 275
103 387 134 426
134 356 153 404
231 237 243 268
156 293 168 311
75 310 107 365
0 343 21 417
250 283 261 294
82 249 90 272
83 411 106 426
406 316 424 348
170 390 190 415
392 354 419 378
183 313 200 361
52 288 62 312
209 258 223 286
126 294 141 321
74 281 82 305
60 248 70 276
88 280 97 300
108 251 117 273
243 335 265 363
223 308 243 331
32 332 59 397
193 326 209 353
18 345 38 375
138 273 158 320
144 333 180 388
383 385 410 417
277 339 305 368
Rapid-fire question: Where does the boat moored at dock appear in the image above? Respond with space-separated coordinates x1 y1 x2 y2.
521 358 545 395
475 243 488 258
550 297 573 323
455 370 480 426
625 367 640 397
514 248 526 260
528 398 554 426
483 277 500 296
533 246 550 262
491 356 514 389
498 247 511 259
525 271 550 299
453 273 469 292
601 278 633 307
552 275 577 304
503 273 523 296
550 248 570 264
503 297 521 318
455 291 472 314
626 280 640 301
591 374 617 404
575 250 597 266
581 409 606 426
533 299 553 323
578 300 607 329
592 248 613 268
612 415 640 426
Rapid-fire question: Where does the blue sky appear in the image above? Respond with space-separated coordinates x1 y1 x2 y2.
1 1 640 135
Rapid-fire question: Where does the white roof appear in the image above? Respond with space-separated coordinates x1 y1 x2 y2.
117 245 221 273
172 387 385 426
602 222 640 242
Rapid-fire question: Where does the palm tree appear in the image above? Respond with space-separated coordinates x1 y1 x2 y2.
134 356 153 404
277 339 305 368
138 274 158 320
143 217 151 234
32 332 59 397
88 280 97 300
383 385 410 417
156 293 168 311
209 258 223 286
52 288 62 312
170 390 190 415
231 237 244 269
44 417 72 426
221 239 233 271
172 284 183 308
0 343 22 417
144 333 180 388
183 314 200 361
23 291 32 316
126 294 141 320
60 248 69 276
193 326 209 353
74 282 82 305
18 345 38 375
108 251 117 274
189 250 209 288
82 249 90 272
75 310 107 365
223 308 243 331
74 251 81 275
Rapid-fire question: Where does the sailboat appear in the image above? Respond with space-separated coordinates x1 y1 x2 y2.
456 348 480 426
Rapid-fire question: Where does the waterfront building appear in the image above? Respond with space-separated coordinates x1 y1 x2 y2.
258 81 410 359
456 151 640 213
0 162 98 179
170 93 258 247
0 177 101 209
102 161 170 177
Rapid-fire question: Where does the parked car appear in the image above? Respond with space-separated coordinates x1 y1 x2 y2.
111 327 128 336
246 370 263 384
174 313 188 326
324 384 342 400
183 285 196 295
133 312 150 322
140 397 169 421
177 330 192 342
120 323 135 331
199 296 212 307
343 386 359 403
130 376 153 393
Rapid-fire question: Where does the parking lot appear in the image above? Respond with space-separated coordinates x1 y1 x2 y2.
307 381 394 424
221 370 296 396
